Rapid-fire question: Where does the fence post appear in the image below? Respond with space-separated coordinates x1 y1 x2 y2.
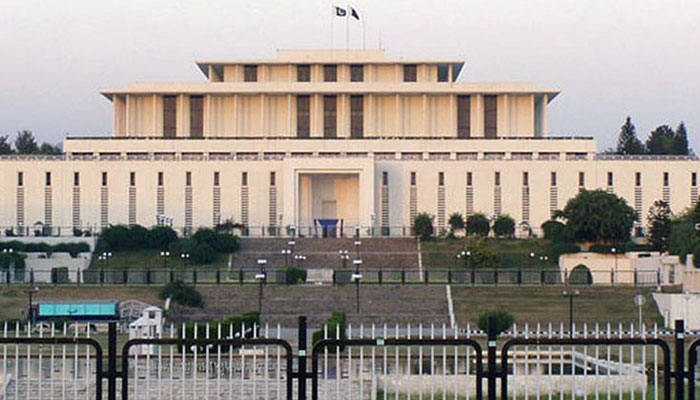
487 317 498 400
493 270 498 286
298 316 308 400
332 270 336 286
471 268 476 286
239 268 244 285
100 268 104 286
675 319 685 400
146 270 151 285
169 268 174 283
424 270 429 285
30 269 34 285
107 322 117 400
540 268 544 286
517 268 522 286
610 269 615 287
216 270 221 285
401 269 406 285
634 268 638 287
193 270 197 286
122 270 127 285
378 269 383 285
448 269 452 284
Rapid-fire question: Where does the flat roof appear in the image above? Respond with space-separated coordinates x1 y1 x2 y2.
37 301 119 321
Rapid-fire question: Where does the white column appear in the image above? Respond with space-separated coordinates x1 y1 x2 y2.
260 94 265 136
542 94 549 136
395 94 400 136
152 94 158 136
422 94 428 136
501 94 510 136
125 95 131 136
287 94 293 136
449 94 456 137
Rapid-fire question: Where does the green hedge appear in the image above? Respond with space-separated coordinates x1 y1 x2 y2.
159 281 203 308
312 312 346 353
0 241 89 258
477 310 514 335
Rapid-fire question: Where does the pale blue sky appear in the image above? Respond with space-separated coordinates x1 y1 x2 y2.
0 0 698 151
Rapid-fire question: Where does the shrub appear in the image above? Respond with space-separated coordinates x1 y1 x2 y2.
589 244 625 254
148 226 178 250
448 212 465 233
549 242 581 262
312 312 346 353
24 243 51 253
159 280 203 308
191 243 216 265
192 228 240 253
279 267 307 285
541 220 568 242
492 214 515 238
466 213 490 237
477 310 514 335
0 252 26 271
461 238 501 269
413 213 434 240
128 225 150 249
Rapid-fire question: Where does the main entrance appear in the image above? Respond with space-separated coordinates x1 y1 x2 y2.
298 173 359 237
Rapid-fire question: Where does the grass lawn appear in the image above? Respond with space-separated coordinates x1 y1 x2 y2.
451 286 663 326
422 238 558 270
89 249 230 269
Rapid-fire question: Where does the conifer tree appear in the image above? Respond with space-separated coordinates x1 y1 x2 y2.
616 116 645 155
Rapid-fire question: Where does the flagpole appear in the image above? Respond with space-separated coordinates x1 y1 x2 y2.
330 5 334 56
345 4 350 50
362 18 366 50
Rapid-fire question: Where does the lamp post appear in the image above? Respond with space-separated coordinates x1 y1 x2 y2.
294 254 306 268
354 240 361 259
562 289 580 338
611 247 618 284
339 250 350 269
634 293 646 333
281 249 291 267
352 258 363 313
160 251 170 269
3 249 15 280
23 286 39 323
255 258 267 314
180 252 190 267
98 251 112 269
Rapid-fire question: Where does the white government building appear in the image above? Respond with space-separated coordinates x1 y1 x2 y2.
0 49 697 238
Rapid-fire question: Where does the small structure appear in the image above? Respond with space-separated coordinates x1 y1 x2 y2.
559 252 682 286
37 300 119 326
128 306 164 355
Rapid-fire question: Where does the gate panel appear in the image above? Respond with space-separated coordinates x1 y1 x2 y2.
689 338 700 400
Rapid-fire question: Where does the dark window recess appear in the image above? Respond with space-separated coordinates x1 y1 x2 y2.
437 64 449 82
382 172 388 186
323 95 337 138
158 172 164 186
607 172 614 186
457 95 471 138
186 172 192 187
578 172 585 187
242 172 248 186
74 172 80 187
323 65 337 82
102 172 108 187
189 95 204 138
45 172 51 186
270 172 276 186
693 172 697 187
635 172 641 186
350 95 364 138
467 172 473 187
163 95 177 138
494 172 501 186
17 172 23 186
484 95 498 138
403 64 417 82
130 172 136 186
522 172 529 186
550 172 557 186
410 172 416 186
244 65 258 82
296 95 310 138
438 172 445 186
214 172 220 186
663 172 669 187
297 64 311 82
350 64 364 82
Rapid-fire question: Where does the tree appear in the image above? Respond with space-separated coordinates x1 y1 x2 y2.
466 213 490 237
39 142 61 155
413 212 434 240
492 214 515 238
560 189 636 244
647 200 672 252
448 212 464 234
463 238 501 269
14 130 39 154
616 117 645 155
673 122 689 155
0 135 12 155
646 125 675 155
477 310 514 335
541 219 568 242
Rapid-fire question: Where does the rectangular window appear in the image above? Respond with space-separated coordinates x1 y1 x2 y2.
129 172 136 186
410 172 416 186
297 64 310 82
17 172 23 186
693 172 697 187
214 171 220 186
270 172 276 186
522 172 529 186
241 172 248 186
323 95 337 138
484 95 498 138
457 95 471 138
323 64 337 82
163 95 177 137
635 172 641 186
578 172 585 187
350 95 364 138
403 64 417 82
296 95 310 138
663 172 669 187
45 172 51 186
551 172 557 186
350 64 364 82
494 172 501 186
382 172 388 186
189 95 203 138
102 172 108 187
244 64 258 82
437 64 449 82
73 172 80 187
438 172 445 186
467 172 473 187
607 172 614 186
157 172 163 186
186 172 192 187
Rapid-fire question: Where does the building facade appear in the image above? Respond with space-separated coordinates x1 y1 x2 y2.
0 49 697 237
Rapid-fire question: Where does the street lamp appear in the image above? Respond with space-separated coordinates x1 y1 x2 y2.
98 251 112 268
634 293 646 333
352 258 363 313
456 250 471 268
611 247 618 284
255 258 268 314
281 249 292 266
294 254 306 268
354 240 361 259
180 252 190 267
562 289 580 338
339 250 350 269
23 286 39 323
160 251 170 268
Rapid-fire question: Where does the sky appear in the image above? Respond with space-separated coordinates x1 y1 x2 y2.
0 0 698 151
